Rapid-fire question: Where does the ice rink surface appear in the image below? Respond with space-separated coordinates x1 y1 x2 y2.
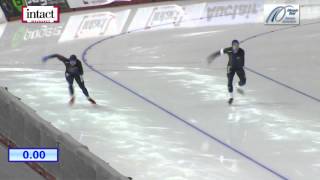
0 0 319 179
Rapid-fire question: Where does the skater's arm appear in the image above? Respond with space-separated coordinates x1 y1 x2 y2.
42 54 68 63
220 47 232 55
51 54 68 62
215 47 229 57
207 50 221 64
207 47 229 64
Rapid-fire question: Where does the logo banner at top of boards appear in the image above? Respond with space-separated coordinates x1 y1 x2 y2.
66 0 131 8
26 0 70 9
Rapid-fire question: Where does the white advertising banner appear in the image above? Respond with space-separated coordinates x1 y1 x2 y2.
59 10 130 42
300 4 320 20
128 4 185 31
178 3 207 27
264 4 300 25
67 0 131 8
200 0 263 26
128 1 263 32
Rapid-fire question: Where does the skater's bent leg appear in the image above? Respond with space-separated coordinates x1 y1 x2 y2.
66 73 75 96
69 85 74 96
227 68 236 98
236 68 246 87
75 75 90 97
227 69 235 93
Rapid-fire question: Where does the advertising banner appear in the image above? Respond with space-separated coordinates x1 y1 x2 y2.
202 0 263 26
59 9 130 42
0 22 67 54
26 0 69 9
67 0 131 8
128 4 184 31
264 4 300 25
128 0 263 32
21 6 60 23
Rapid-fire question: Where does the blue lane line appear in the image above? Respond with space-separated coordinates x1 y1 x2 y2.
245 67 320 102
81 21 290 180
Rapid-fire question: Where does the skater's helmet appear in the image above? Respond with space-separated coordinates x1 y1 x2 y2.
69 54 77 66
70 54 77 61
231 39 240 52
232 39 239 45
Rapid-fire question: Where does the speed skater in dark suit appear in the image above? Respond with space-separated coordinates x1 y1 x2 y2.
42 54 96 105
207 40 246 105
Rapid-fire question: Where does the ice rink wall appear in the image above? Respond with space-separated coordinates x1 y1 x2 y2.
0 87 130 180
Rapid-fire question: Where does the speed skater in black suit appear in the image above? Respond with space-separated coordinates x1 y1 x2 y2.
207 40 246 105
42 54 96 105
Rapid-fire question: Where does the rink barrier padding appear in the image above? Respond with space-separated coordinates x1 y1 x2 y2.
0 131 56 180
0 87 130 180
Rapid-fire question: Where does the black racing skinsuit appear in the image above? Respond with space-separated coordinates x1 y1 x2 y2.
221 47 246 93
50 54 89 97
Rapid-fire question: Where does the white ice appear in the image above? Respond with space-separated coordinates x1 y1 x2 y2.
0 0 319 180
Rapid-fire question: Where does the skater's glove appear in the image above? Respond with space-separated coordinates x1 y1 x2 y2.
207 51 220 64
42 55 51 63
212 51 220 59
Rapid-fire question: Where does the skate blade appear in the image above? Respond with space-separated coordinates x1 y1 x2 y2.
228 98 234 105
69 98 75 106
88 99 97 105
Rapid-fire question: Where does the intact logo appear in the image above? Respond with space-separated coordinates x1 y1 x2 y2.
264 4 299 25
21 6 60 23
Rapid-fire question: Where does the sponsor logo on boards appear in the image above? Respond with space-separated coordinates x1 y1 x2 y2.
265 4 300 24
21 6 60 23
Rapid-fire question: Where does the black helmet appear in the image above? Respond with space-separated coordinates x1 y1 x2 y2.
232 39 239 45
70 54 77 61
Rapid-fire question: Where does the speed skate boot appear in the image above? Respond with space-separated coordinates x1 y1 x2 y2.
69 96 75 105
87 97 96 105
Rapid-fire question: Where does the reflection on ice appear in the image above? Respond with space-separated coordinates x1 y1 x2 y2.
300 148 318 153
176 30 222 37
128 66 186 70
0 68 59 72
164 70 228 101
